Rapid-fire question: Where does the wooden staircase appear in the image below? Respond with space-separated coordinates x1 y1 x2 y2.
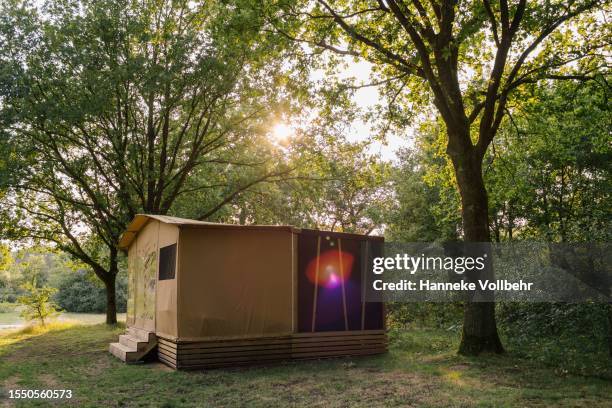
109 327 157 363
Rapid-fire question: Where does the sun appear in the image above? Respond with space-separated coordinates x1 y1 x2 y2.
271 122 293 141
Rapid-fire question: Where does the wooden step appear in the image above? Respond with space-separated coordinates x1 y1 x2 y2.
109 342 140 363
109 327 157 363
119 334 150 351
128 326 156 342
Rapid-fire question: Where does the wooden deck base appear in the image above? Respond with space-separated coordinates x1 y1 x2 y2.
157 330 387 370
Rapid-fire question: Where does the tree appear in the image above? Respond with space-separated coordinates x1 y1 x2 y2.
387 144 461 243
488 79 612 356
55 270 128 313
17 283 60 327
226 137 393 234
270 0 609 354
12 251 49 287
394 78 611 356
491 79 611 243
0 0 299 323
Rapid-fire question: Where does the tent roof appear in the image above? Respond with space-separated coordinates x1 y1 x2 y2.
118 214 301 250
118 214 384 250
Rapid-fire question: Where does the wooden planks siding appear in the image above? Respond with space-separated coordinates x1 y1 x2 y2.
157 330 387 370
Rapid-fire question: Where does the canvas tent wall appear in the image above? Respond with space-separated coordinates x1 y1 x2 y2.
123 217 179 335
176 225 296 340
120 215 297 341
117 214 386 369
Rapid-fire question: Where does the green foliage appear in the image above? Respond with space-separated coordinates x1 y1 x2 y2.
499 303 609 339
0 246 127 313
0 247 55 302
498 303 611 375
386 142 460 242
54 271 127 313
0 245 12 298
0 0 305 322
0 288 20 304
486 80 611 242
390 79 611 244
387 302 463 330
387 78 611 358
0 244 11 274
16 283 59 326
223 137 393 234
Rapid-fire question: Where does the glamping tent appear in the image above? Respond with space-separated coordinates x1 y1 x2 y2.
109 215 386 369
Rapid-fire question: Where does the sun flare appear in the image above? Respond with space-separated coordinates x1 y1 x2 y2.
271 122 293 141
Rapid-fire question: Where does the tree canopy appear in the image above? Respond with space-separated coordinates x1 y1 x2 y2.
0 0 305 322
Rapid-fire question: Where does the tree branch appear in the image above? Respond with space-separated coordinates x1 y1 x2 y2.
483 0 500 47
316 0 424 77
196 168 295 220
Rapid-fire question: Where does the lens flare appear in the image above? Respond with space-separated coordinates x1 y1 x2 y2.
271 122 293 141
306 250 354 288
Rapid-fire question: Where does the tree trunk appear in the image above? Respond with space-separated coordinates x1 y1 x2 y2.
104 273 118 325
450 149 504 355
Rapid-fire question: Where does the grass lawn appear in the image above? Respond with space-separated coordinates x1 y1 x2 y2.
0 313 21 327
0 312 126 330
0 324 610 407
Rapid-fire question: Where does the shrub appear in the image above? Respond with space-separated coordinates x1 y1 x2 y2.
498 302 609 339
498 302 612 377
17 283 60 326
0 287 21 303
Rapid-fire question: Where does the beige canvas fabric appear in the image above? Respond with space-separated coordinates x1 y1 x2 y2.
177 227 296 340
122 215 297 340
155 221 179 338
127 220 163 331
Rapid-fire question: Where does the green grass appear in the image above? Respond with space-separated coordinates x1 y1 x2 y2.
0 324 610 407
0 312 126 329
0 312 21 326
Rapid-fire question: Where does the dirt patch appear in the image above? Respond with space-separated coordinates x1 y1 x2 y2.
148 362 175 372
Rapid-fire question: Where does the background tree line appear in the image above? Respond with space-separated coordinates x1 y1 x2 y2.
0 245 127 313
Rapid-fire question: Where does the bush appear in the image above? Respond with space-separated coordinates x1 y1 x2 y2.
387 302 463 330
498 302 612 377
0 287 21 303
54 272 127 313
498 302 609 339
17 283 60 326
